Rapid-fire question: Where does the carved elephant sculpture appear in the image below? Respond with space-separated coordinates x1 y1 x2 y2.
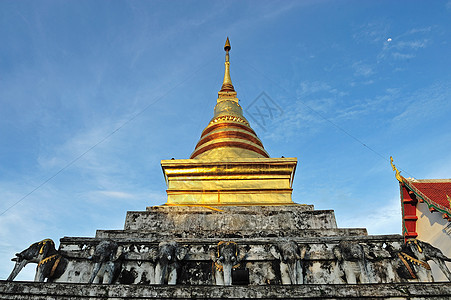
270 241 307 284
333 241 370 284
389 239 451 282
7 239 68 282
154 241 187 285
405 239 451 281
211 241 244 286
88 240 123 284
386 241 431 282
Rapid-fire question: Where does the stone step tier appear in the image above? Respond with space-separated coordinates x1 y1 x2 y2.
105 205 368 238
1 281 450 299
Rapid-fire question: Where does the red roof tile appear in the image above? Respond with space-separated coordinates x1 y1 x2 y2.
407 180 451 213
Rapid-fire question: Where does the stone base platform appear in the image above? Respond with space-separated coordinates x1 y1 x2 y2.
52 204 402 285
1 281 450 299
98 205 368 239
6 204 445 290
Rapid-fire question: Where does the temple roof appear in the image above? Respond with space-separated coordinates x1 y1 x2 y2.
391 156 451 216
390 157 451 241
190 38 269 160
403 178 451 216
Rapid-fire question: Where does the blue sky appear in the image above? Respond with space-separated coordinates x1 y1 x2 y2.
1 0 450 280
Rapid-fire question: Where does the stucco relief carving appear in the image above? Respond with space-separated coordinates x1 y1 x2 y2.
87 240 124 284
386 239 451 282
154 241 187 285
211 241 245 286
119 245 158 284
270 241 308 284
333 241 370 284
5 236 451 286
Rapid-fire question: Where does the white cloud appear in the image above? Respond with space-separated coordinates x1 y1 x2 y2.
353 22 391 44
257 80 360 142
96 190 135 199
351 24 431 79
338 196 402 235
391 52 415 60
394 40 428 50
298 81 332 96
352 61 375 77
392 81 451 125
405 27 433 35
378 28 431 61
0 186 54 280
426 153 451 179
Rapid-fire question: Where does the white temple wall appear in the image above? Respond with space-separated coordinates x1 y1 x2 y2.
416 201 451 281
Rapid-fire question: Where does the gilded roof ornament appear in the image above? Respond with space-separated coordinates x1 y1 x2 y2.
390 156 404 183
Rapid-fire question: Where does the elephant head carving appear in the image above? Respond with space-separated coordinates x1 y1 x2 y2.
392 239 451 282
211 241 244 286
88 240 123 284
7 239 68 282
270 241 307 284
154 241 187 285
333 241 370 284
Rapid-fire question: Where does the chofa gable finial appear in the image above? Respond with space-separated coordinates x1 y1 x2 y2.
390 156 403 183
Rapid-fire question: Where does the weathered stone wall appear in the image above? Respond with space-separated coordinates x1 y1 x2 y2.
1 281 451 299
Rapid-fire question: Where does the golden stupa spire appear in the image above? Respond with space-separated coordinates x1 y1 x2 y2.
161 38 297 207
219 37 236 94
190 37 268 161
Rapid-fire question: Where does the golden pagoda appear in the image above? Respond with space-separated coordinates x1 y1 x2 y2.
161 38 297 206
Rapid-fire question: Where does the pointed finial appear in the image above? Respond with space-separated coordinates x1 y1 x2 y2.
219 37 235 94
224 37 231 52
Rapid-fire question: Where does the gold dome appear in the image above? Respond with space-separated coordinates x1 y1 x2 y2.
190 38 269 160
